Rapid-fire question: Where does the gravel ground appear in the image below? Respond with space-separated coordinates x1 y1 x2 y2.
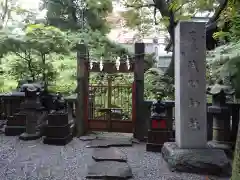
0 134 230 180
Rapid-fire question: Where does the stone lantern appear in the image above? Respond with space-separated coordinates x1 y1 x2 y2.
207 80 235 153
19 84 45 140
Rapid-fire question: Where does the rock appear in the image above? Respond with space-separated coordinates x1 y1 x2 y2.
19 132 41 141
79 135 97 141
92 147 127 162
161 142 231 177
86 139 132 148
0 120 6 128
131 138 140 144
86 161 132 179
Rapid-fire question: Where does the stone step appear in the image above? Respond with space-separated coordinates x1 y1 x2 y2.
92 147 127 162
86 138 132 148
86 137 133 179
86 161 133 179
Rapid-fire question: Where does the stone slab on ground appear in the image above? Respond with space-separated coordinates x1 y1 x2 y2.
79 135 97 141
92 132 133 138
86 139 132 148
161 142 231 177
86 161 133 179
92 147 127 162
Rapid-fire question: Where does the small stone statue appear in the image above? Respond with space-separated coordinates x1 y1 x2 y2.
151 92 166 118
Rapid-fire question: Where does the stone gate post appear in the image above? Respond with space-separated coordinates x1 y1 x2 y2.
161 21 230 176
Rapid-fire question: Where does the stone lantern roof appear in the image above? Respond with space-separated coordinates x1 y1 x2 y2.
207 80 235 95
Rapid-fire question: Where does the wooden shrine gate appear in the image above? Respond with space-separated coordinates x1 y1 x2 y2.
76 43 145 140
88 82 133 133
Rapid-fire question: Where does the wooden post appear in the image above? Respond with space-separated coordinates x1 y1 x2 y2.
107 76 112 130
76 44 89 137
133 43 145 140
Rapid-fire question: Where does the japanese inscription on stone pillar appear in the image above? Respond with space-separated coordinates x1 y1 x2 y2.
175 21 207 148
187 31 200 130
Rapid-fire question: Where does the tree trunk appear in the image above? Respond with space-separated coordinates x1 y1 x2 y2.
156 0 229 77
41 53 47 89
231 118 240 180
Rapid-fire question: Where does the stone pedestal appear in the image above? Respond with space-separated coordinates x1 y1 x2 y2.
5 113 26 136
162 142 231 176
43 112 74 145
19 110 42 140
146 130 173 152
146 100 174 152
162 21 230 176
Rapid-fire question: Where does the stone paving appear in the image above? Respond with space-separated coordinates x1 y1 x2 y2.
0 133 230 180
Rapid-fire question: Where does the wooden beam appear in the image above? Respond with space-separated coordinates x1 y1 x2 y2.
133 43 145 141
76 44 89 137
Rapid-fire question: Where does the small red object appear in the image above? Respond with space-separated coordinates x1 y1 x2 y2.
152 119 167 129
160 120 167 128
152 120 158 129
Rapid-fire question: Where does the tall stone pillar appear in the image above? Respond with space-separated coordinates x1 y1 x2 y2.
174 21 207 148
161 21 230 176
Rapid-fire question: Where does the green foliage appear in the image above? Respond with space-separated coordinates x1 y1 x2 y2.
0 0 158 99
43 0 112 33
121 0 217 34
207 41 240 96
0 23 70 84
121 1 163 35
144 67 174 100
25 24 69 54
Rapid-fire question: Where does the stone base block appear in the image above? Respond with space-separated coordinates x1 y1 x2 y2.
161 142 231 177
146 143 162 152
19 132 41 141
43 134 72 146
207 141 233 157
147 130 172 144
45 123 74 138
48 112 68 126
7 114 26 126
4 126 25 136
